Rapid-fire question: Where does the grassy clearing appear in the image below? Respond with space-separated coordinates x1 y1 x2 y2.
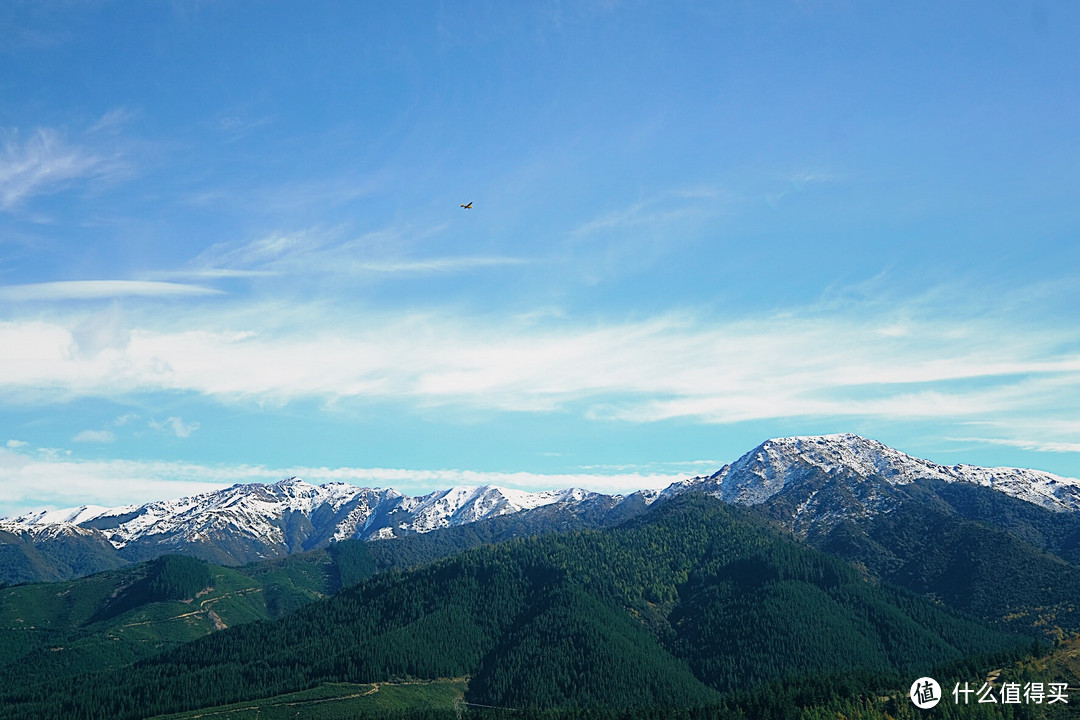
0 559 335 683
149 678 467 719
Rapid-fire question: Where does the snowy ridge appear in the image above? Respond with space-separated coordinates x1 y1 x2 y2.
0 478 605 557
699 434 1080 513
397 486 597 533
3 434 1078 567
11 505 112 527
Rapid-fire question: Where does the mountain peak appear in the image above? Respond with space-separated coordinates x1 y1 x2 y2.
274 476 306 486
3 434 1080 586
710 433 1080 513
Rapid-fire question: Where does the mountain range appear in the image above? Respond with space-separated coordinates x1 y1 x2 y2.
3 433 1079 586
3 433 1080 718
0 494 1051 719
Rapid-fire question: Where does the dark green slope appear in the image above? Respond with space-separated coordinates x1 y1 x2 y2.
806 481 1080 637
234 492 637 595
0 526 127 585
0 495 1028 719
928 479 1080 565
0 501 626 696
0 550 339 690
361 494 637 573
468 583 715 709
1 493 634 586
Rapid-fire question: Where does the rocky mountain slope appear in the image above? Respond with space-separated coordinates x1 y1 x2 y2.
1 481 635 578
669 433 1080 512
1 495 1032 720
3 434 1078 584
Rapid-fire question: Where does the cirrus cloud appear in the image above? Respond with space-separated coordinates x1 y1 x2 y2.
0 126 124 211
149 416 200 439
0 281 222 302
0 298 1078 431
0 447 685 517
72 429 116 443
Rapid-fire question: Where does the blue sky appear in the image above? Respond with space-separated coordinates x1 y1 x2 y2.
2 1 1080 515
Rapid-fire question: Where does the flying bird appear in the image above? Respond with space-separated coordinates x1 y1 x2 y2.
460 202 473 209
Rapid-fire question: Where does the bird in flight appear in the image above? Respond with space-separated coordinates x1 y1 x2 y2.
460 202 473 209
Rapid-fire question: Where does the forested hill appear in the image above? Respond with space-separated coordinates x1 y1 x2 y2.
0 494 1030 719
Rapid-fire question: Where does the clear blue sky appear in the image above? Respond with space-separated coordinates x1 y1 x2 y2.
2 1 1079 514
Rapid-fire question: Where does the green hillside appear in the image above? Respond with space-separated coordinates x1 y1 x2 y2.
0 550 337 686
0 495 1036 719
807 482 1080 638
0 526 129 585
0 504 613 691
149 679 467 720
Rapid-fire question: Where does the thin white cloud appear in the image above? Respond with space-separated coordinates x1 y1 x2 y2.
142 269 279 281
571 182 742 237
294 466 681 495
190 227 528 278
0 280 222 301
573 198 703 236
69 303 130 358
0 128 117 211
0 296 1077 428
89 108 138 134
6 440 28 449
782 170 842 185
36 447 72 460
948 437 1080 454
73 429 116 444
200 230 325 269
347 257 529 273
578 459 722 472
0 449 684 518
0 451 244 516
216 114 273 137
149 416 199 439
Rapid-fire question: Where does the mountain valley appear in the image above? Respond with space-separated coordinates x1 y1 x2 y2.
2 434 1079 718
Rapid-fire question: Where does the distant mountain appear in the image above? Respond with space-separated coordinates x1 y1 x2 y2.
3 434 1079 586
0 548 358 700
0 495 1033 720
0 481 654 582
712 436 1080 636
669 433 1080 515
5 431 1080 717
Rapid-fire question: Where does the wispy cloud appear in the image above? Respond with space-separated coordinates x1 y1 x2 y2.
949 437 1080 454
73 429 115 443
0 294 1077 429
565 187 733 283
0 280 222 301
0 127 120 211
0 447 685 517
185 227 530 279
89 108 138 134
781 170 842 185
142 269 279 281
572 195 713 236
69 303 130 358
198 230 325 269
347 257 529 273
149 416 200 439
215 113 273 139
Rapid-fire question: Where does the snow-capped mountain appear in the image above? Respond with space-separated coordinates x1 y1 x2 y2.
709 433 1080 512
3 434 1078 582
665 434 1080 541
1 479 616 567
